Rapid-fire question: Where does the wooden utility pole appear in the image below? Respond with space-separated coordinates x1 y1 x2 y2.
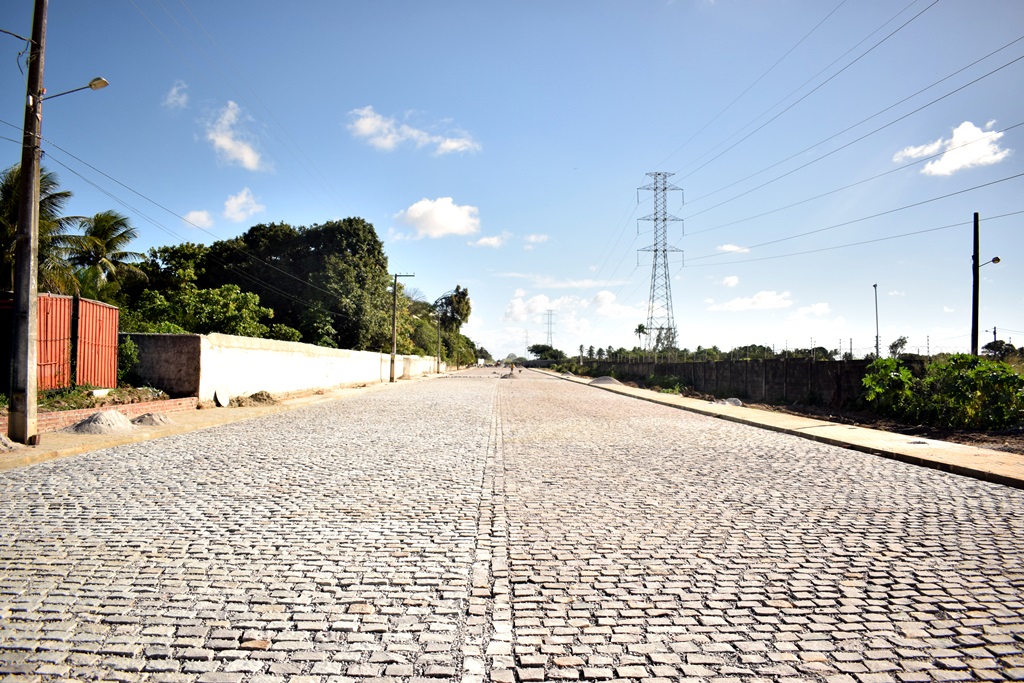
10 0 48 444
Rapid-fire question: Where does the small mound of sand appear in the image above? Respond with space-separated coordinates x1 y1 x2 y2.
231 391 277 407
714 397 744 406
0 434 19 451
588 376 623 386
561 372 575 377
132 412 173 426
67 410 135 435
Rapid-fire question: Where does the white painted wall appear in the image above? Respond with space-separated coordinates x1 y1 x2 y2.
124 332 443 401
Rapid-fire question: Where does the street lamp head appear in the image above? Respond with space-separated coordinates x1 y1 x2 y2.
88 77 109 91
992 256 1001 264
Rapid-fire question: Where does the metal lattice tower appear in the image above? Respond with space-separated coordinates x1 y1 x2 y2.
545 309 555 347
638 172 683 350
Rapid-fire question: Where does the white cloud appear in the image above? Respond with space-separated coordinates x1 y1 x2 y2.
223 187 265 222
888 290 905 297
523 234 549 251
470 232 509 248
790 302 831 320
183 210 213 228
496 272 628 289
347 106 481 156
722 276 739 287
707 290 792 312
717 244 750 253
396 197 480 239
893 121 1010 176
206 101 266 171
943 306 955 313
592 291 644 320
163 80 188 109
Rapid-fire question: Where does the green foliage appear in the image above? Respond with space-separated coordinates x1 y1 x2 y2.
117 335 140 385
861 357 918 419
267 324 302 342
918 355 1024 429
861 355 1024 429
436 285 472 332
0 164 79 294
527 344 567 361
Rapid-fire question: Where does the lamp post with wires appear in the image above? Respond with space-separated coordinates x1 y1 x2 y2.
970 212 1001 356
9 0 109 444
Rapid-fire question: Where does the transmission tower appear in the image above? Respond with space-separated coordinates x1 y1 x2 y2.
545 309 555 347
638 172 683 351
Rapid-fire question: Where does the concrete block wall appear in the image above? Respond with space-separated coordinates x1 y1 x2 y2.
122 332 442 401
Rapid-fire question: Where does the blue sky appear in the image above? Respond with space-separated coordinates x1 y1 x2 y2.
2 0 1021 359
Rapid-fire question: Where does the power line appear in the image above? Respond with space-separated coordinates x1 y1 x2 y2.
681 51 1024 225
653 0 850 171
685 120 1024 239
676 0 939 183
686 173 1024 263
682 209 1024 268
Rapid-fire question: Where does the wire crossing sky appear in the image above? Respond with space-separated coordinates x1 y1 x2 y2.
1 0 1020 358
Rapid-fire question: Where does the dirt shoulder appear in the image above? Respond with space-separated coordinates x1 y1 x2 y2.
744 402 1024 456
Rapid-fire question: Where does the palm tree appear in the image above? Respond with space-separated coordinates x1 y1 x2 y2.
70 210 146 301
634 323 647 348
0 163 79 293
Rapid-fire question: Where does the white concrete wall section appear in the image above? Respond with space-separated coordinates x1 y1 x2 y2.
197 334 440 401
123 332 442 400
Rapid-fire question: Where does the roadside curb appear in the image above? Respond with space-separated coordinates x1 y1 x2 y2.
544 370 1024 490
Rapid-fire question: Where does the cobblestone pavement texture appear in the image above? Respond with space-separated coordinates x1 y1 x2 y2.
1 368 1022 683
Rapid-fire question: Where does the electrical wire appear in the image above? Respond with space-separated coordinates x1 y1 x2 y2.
680 52 1024 230
679 0 937 181
686 173 1024 263
684 35 1024 214
682 209 1024 268
652 0 849 171
685 120 1024 238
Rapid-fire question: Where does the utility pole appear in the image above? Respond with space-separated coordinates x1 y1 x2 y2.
389 273 413 382
9 0 47 445
638 172 683 351
971 213 980 356
873 284 880 358
971 212 1002 356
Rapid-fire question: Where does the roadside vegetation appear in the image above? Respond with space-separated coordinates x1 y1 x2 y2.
547 336 1024 434
2 163 489 406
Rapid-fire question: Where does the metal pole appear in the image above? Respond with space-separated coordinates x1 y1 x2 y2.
436 315 441 374
873 284 880 358
9 0 47 445
971 212 980 356
388 273 413 383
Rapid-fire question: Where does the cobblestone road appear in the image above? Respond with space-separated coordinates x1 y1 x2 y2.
1 369 1022 683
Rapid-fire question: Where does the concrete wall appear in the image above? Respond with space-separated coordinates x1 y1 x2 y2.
588 358 901 406
122 332 442 401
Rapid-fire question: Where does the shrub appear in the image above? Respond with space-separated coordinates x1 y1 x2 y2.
861 354 1024 430
918 354 1024 429
117 335 140 386
860 357 918 420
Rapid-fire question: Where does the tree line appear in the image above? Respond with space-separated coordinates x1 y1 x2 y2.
2 164 489 366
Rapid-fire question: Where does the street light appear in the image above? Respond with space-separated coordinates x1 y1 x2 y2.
42 76 108 101
9 0 109 444
971 212 1001 356
873 284 880 358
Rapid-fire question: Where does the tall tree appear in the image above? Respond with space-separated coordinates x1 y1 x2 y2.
71 210 146 301
0 164 78 293
436 285 471 331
